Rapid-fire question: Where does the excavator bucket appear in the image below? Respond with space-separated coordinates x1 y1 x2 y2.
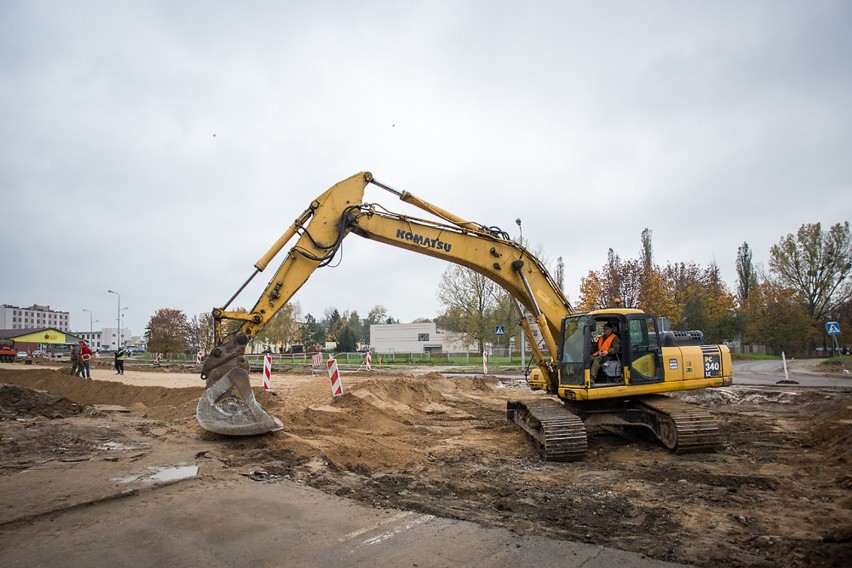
196 368 283 435
196 335 283 436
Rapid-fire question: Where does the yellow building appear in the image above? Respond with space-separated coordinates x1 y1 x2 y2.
0 327 84 356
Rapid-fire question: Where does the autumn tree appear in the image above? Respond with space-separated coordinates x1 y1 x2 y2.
145 308 193 356
577 270 605 311
638 268 678 320
769 222 852 323
635 228 681 317
194 313 217 353
744 280 815 355
577 250 641 309
682 262 738 343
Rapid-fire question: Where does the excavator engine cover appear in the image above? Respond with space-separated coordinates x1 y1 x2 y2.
196 334 283 436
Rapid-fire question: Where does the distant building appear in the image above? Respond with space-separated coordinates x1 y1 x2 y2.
370 322 475 354
72 330 105 351
99 327 132 351
0 327 83 354
1 304 70 331
69 328 133 351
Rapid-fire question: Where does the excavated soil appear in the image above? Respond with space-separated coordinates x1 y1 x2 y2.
0 366 850 567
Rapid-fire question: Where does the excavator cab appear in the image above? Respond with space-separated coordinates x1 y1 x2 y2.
557 315 627 388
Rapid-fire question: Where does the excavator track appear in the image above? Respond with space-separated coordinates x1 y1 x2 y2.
507 399 587 461
632 394 721 453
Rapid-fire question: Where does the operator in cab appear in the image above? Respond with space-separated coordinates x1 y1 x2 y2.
590 322 620 381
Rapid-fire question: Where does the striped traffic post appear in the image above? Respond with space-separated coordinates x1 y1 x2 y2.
263 354 272 390
327 357 343 397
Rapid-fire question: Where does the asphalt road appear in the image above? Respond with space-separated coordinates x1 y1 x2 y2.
731 358 852 388
1 472 690 568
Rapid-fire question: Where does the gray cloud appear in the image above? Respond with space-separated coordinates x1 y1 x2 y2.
1 0 849 335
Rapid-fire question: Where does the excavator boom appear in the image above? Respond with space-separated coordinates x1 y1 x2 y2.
198 171 571 435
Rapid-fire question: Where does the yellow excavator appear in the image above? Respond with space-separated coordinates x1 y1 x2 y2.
198 172 732 460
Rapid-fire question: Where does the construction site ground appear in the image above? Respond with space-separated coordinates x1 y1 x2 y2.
0 359 849 567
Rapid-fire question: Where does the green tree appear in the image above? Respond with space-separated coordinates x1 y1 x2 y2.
257 301 302 353
323 307 342 340
336 325 357 352
640 228 653 271
343 310 365 346
300 313 325 351
365 305 398 326
437 265 500 353
555 256 565 294
736 242 758 307
145 308 193 356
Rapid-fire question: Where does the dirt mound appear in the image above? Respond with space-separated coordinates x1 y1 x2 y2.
0 369 202 422
236 374 512 473
0 383 84 419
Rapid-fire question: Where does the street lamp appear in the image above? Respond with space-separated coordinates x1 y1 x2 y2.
82 308 98 345
120 308 129 347
82 308 94 335
515 218 526 370
108 290 121 348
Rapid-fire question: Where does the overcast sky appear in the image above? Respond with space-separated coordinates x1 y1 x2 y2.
1 0 850 337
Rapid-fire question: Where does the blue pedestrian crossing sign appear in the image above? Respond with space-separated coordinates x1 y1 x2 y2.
826 321 841 336
495 325 505 336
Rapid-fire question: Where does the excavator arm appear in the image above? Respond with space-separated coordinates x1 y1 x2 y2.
197 171 572 435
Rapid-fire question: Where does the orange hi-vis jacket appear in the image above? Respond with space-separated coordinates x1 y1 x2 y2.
597 333 617 354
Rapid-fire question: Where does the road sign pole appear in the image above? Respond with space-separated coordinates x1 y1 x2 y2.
832 335 847 373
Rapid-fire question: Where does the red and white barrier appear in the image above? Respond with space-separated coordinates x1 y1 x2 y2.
482 351 488 374
312 352 323 368
327 357 343 397
365 350 372 371
196 351 203 365
263 354 272 390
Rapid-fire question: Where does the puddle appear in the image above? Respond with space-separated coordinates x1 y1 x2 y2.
99 441 137 451
114 464 199 484
150 465 199 482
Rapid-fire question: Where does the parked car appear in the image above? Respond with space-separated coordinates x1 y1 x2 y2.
16 351 28 359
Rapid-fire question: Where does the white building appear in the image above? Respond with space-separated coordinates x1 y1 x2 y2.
370 322 475 354
100 327 133 351
1 304 70 331
71 327 132 351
